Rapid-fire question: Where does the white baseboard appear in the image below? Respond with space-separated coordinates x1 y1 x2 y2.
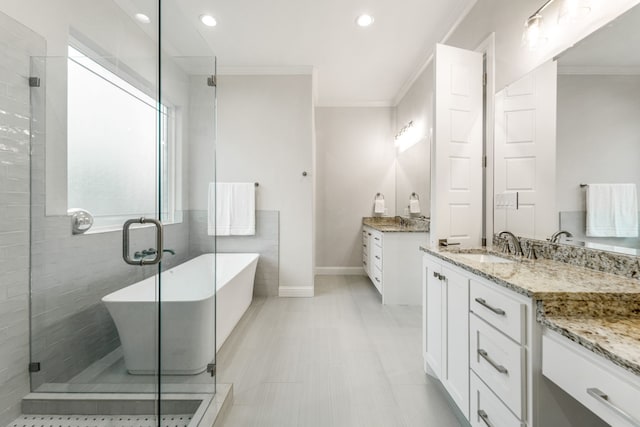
279 286 314 298
314 267 366 276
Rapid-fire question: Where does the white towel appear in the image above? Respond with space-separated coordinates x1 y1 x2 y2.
409 199 421 214
586 183 638 237
208 183 256 236
374 199 385 214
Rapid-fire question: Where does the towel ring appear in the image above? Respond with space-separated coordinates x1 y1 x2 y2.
375 193 384 201
410 192 419 200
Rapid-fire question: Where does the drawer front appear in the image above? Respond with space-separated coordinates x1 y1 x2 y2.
470 372 524 427
470 314 525 418
372 267 382 293
543 331 640 427
371 229 383 247
470 279 526 344
371 243 383 270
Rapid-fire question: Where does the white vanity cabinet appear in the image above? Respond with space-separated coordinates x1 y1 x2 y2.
422 251 600 427
423 256 470 419
362 225 426 304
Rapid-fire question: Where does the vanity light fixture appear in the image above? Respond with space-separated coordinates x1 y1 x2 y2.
134 13 151 24
523 0 592 51
200 14 217 27
522 0 552 51
395 121 422 152
355 14 375 27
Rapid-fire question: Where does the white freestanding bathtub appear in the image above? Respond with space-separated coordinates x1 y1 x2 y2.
102 253 259 375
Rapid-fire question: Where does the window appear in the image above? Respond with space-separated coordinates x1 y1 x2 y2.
67 45 176 231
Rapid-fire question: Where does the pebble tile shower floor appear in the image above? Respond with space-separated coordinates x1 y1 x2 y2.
6 414 192 427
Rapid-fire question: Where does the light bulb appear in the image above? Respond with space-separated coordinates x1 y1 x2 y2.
558 0 592 24
200 14 217 27
134 13 151 24
355 14 374 27
522 14 547 51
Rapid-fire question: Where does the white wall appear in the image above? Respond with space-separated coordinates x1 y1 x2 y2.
315 107 395 270
557 74 640 212
395 63 433 216
212 75 315 292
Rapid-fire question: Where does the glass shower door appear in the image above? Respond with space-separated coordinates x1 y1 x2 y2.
20 0 219 423
28 2 164 399
158 0 219 403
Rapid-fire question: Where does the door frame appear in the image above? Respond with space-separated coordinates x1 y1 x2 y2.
474 33 496 248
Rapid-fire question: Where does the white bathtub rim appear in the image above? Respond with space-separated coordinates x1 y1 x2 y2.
102 252 260 304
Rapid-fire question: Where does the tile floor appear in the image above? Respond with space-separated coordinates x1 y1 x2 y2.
216 275 465 427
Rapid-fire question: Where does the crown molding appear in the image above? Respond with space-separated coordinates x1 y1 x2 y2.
217 65 314 75
315 100 395 108
558 65 640 75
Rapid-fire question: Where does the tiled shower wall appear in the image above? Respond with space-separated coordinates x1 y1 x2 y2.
0 12 42 426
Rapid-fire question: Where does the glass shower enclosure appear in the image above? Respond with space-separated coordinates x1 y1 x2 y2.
0 0 219 423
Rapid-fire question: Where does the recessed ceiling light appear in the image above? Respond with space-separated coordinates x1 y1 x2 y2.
134 13 151 24
355 14 374 27
200 14 217 27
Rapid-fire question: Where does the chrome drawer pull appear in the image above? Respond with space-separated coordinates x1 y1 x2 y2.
587 388 640 427
478 349 508 374
375 255 380 260
375 278 380 283
475 298 506 316
478 410 495 427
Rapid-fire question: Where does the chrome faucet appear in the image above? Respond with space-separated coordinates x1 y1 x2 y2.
498 231 523 256
549 230 573 243
134 248 175 259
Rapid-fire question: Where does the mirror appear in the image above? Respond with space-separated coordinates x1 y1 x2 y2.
395 135 430 218
494 4 640 255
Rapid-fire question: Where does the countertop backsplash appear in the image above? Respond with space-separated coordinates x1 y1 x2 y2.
493 234 640 280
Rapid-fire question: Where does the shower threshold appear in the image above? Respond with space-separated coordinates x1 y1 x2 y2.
6 386 232 427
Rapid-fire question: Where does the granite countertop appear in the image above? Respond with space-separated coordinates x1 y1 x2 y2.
363 216 429 232
542 315 640 376
420 246 640 300
420 245 640 377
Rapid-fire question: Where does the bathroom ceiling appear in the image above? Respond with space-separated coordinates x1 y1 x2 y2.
116 0 474 106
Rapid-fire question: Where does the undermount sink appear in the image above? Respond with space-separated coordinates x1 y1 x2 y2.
457 253 515 264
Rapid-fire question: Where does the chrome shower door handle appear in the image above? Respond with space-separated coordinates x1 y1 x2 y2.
122 217 164 266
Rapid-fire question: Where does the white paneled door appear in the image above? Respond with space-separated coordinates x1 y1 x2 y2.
433 44 483 247
494 60 557 238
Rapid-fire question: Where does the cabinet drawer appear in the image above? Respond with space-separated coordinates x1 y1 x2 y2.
543 330 640 427
372 268 382 293
371 244 382 270
371 230 383 246
470 279 526 344
470 314 525 418
471 372 524 427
